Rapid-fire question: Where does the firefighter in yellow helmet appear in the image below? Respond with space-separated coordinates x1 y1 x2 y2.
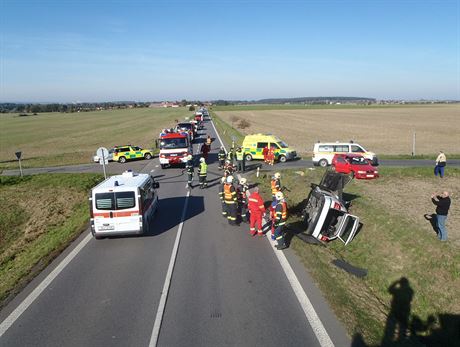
198 157 208 189
271 172 281 201
274 191 288 250
224 175 238 225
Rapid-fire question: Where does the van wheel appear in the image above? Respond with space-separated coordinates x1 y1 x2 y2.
144 153 152 160
279 155 287 163
245 154 252 162
119 156 127 163
318 159 328 167
94 234 104 240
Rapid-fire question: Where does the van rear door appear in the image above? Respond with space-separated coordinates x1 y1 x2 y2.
336 213 359 245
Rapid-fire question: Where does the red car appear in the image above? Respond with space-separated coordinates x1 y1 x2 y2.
332 154 379 179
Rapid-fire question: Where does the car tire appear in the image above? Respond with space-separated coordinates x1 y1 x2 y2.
245 154 252 162
279 155 287 163
161 164 166 169
351 171 355 179
319 159 328 167
144 153 152 160
119 156 126 163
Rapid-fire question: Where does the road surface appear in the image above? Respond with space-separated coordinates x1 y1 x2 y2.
0 118 350 346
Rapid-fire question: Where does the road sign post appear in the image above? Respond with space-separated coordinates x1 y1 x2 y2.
15 151 23 177
96 147 109 179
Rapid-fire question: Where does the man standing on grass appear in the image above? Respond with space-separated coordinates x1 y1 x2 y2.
431 191 451 241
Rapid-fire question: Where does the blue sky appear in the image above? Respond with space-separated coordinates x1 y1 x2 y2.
1 0 459 102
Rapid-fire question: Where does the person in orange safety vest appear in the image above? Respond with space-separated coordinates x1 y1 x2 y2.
224 175 238 225
271 172 281 201
274 191 288 250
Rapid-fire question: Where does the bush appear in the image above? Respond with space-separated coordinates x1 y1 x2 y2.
237 119 251 129
189 105 195 111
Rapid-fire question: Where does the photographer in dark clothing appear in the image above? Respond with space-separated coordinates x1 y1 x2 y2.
431 191 451 241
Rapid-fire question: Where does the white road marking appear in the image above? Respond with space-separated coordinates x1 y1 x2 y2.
149 190 191 347
0 233 93 337
267 237 335 347
209 117 227 152
155 165 159 168
210 117 335 347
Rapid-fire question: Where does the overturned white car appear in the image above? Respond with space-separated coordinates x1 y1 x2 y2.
301 171 360 245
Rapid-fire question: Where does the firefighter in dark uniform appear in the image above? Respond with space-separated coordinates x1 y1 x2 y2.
238 177 249 223
274 191 288 250
227 146 235 164
218 177 227 218
185 154 194 189
235 147 244 172
271 172 281 201
198 157 208 189
224 175 238 225
218 146 226 169
224 160 234 178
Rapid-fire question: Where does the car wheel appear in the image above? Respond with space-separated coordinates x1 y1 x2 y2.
245 154 252 162
318 159 328 167
279 155 287 163
144 153 152 160
161 164 166 169
119 156 126 163
351 171 355 179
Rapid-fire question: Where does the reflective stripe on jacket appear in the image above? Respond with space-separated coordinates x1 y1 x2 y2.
275 201 287 225
199 162 207 175
271 179 281 195
224 184 237 203
248 192 265 214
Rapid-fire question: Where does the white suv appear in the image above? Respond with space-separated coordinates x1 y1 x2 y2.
301 171 360 245
312 142 378 167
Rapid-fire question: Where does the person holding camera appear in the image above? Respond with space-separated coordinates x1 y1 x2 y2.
431 191 451 241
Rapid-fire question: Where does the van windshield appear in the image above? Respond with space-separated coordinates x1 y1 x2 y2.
278 141 289 148
95 192 136 210
160 138 188 149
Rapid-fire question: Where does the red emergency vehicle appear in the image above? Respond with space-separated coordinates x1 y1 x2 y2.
159 131 191 169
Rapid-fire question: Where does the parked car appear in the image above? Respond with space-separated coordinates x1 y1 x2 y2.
93 148 114 163
112 145 153 163
312 141 378 167
332 154 379 179
301 171 359 245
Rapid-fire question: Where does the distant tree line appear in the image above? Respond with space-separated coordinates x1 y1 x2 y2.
0 102 152 114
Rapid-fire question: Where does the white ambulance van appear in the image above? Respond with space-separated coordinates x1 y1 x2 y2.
89 170 159 239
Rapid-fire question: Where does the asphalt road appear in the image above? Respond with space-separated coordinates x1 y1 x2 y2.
3 154 459 177
0 119 351 346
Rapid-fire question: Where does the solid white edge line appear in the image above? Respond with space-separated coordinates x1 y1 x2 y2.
0 233 93 337
267 236 335 347
149 190 190 347
210 116 334 347
209 116 227 152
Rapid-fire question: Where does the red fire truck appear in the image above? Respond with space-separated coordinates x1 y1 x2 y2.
158 131 191 169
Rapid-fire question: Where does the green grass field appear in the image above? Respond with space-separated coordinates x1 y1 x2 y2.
0 174 103 307
0 107 190 170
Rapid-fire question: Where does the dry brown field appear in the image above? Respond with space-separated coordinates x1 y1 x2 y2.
216 105 460 155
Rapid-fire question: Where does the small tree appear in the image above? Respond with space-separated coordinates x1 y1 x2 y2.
237 119 251 129
189 105 195 111
230 115 241 128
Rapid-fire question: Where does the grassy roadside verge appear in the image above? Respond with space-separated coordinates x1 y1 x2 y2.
210 111 244 147
0 174 103 308
247 167 460 346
